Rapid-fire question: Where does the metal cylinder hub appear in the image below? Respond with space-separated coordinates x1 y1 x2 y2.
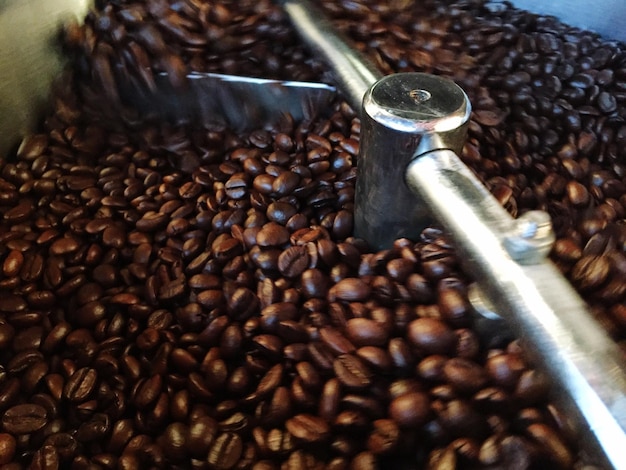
354 73 471 250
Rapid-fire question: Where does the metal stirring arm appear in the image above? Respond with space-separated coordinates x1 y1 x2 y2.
279 0 382 112
407 150 626 470
280 0 626 468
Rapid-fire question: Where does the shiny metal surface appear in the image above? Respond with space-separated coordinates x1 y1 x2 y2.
280 0 382 113
129 72 336 132
0 0 91 157
407 150 626 470
507 0 626 42
354 73 471 250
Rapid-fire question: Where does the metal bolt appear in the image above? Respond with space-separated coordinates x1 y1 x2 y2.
503 210 555 265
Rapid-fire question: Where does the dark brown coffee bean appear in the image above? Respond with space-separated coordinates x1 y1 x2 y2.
329 278 371 302
255 364 283 399
266 386 293 423
76 413 110 443
349 451 377 470
0 293 27 313
208 432 243 470
0 322 15 349
29 444 60 470
438 288 471 327
571 255 611 290
526 423 573 468
486 352 526 389
320 326 356 356
49 236 80 255
345 318 389 347
4 200 34 223
407 318 457 355
0 433 17 465
286 414 330 443
333 354 372 390
2 403 48 434
300 269 329 298
389 392 430 428
162 422 189 462
552 238 582 263
186 416 218 458
278 245 309 278
107 419 134 454
514 369 551 405
63 367 97 402
3 250 24 277
367 419 400 455
22 361 49 394
356 346 393 372
387 337 415 370
443 358 488 394
566 181 589 207
134 374 162 409
417 355 447 383
438 398 488 439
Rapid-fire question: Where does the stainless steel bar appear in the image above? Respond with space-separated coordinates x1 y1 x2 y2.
279 0 382 113
407 150 626 470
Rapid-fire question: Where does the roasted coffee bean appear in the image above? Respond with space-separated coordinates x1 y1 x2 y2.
438 288 471 327
443 358 488 394
256 223 290 247
320 327 356 356
133 374 162 409
30 444 60 470
300 269 329 298
438 399 488 439
277 245 309 278
286 414 330 443
0 293 27 313
388 337 415 370
329 278 371 302
208 432 243 470
0 322 15 349
367 419 400 455
571 255 611 291
0 433 16 465
162 422 189 462
76 413 110 443
2 403 48 434
389 392 431 428
486 352 527 390
407 318 457 355
63 367 98 402
356 346 393 372
333 354 373 390
526 423 573 469
318 378 341 423
345 318 389 347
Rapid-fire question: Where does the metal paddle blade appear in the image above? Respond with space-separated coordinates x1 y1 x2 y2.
129 72 336 132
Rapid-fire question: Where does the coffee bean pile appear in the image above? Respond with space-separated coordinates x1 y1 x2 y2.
0 0 624 468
